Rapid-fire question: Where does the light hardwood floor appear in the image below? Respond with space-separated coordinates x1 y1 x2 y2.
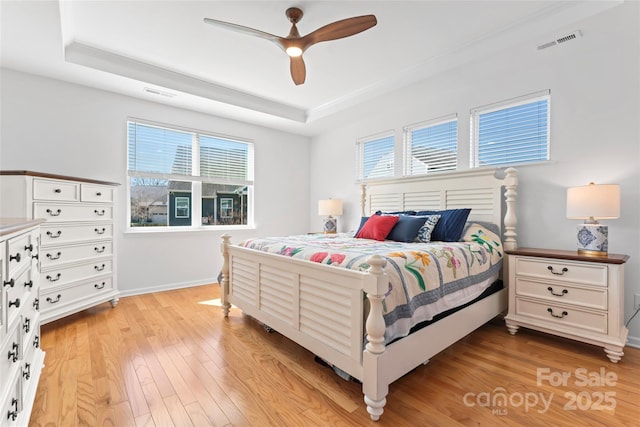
29 284 640 426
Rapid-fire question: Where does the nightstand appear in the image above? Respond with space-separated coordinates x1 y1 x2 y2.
504 248 629 363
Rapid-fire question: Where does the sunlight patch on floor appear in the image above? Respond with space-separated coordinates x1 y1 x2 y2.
199 298 222 306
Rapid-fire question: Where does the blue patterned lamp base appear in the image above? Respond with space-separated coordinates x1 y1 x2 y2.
323 216 337 234
576 223 608 256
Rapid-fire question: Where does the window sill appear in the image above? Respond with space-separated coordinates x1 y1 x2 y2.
124 224 255 235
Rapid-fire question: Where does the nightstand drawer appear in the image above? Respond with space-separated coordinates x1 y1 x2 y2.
514 257 608 287
33 178 80 201
515 298 607 334
515 278 607 310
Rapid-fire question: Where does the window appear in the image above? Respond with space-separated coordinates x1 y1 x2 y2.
356 132 395 181
471 90 550 168
127 119 253 229
403 114 458 175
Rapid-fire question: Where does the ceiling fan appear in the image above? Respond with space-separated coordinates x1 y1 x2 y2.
204 7 377 85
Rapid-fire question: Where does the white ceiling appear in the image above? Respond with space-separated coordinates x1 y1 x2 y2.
1 1 621 136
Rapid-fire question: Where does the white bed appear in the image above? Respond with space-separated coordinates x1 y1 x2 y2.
220 167 518 421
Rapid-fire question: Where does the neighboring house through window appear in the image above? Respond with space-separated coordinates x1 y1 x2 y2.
404 114 458 175
356 131 395 181
127 119 254 229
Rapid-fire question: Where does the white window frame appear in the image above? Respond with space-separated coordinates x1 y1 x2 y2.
403 113 458 176
127 118 254 232
356 130 396 181
470 90 550 168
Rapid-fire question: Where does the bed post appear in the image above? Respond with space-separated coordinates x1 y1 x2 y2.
220 234 232 317
362 254 389 421
503 167 518 251
360 183 367 217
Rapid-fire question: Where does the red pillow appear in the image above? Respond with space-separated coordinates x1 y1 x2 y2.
356 215 399 241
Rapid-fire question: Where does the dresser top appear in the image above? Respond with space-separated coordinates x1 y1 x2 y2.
0 217 45 237
1 170 120 186
506 247 629 264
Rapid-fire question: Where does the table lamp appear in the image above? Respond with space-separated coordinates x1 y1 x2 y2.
566 182 620 256
318 199 343 234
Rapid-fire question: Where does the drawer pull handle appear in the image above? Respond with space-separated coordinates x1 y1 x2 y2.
95 282 106 290
9 252 21 262
3 278 15 288
547 266 568 276
47 251 62 260
8 343 19 362
96 191 102 196
547 286 568 297
46 273 61 282
94 209 106 216
47 294 62 304
547 308 568 318
46 208 62 216
8 398 18 421
24 280 33 289
24 243 33 251
54 188 62 193
47 230 62 238
34 298 40 311
33 335 40 348
33 253 39 260
23 318 31 334
95 264 106 272
8 298 20 308
95 246 106 253
95 227 106 235
24 363 32 380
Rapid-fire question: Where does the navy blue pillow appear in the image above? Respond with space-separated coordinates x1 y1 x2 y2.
375 210 416 216
387 215 428 242
354 216 369 237
415 208 471 242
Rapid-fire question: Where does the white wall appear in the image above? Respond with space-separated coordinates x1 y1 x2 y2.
0 70 311 295
309 2 640 344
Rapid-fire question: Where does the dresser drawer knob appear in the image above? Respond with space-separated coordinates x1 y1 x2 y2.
95 246 106 253
9 252 21 262
96 191 102 196
33 336 40 348
24 243 33 251
23 318 31 334
95 282 106 290
547 286 568 297
46 208 62 216
95 264 106 272
54 188 62 193
8 298 20 308
24 280 33 289
7 398 18 421
47 251 62 260
46 230 62 238
23 363 32 380
46 273 61 282
547 308 568 318
547 266 568 276
94 209 106 216
95 227 106 235
3 278 15 288
33 298 40 311
7 343 19 363
46 294 62 304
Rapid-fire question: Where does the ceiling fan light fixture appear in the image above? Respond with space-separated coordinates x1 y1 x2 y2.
285 46 303 57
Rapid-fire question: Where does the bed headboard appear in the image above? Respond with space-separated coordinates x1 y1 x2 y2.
360 167 518 250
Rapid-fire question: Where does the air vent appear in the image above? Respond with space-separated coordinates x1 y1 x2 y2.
537 30 582 50
143 87 177 98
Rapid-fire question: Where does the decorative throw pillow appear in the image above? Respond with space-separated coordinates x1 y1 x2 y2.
414 215 441 243
387 215 428 243
354 216 369 237
356 215 399 241
415 208 471 242
375 210 417 216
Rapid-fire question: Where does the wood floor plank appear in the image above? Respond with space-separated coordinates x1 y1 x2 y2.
30 284 640 427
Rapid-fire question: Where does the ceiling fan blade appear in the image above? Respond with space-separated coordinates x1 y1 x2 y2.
203 17 282 45
303 15 377 47
290 55 306 85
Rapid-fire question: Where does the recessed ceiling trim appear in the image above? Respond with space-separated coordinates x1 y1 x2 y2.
64 41 306 123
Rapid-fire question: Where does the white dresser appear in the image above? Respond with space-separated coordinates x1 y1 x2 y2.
504 248 629 363
0 171 119 324
1 218 45 425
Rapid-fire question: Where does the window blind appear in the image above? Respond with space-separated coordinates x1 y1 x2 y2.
357 133 395 180
404 115 457 175
128 122 192 177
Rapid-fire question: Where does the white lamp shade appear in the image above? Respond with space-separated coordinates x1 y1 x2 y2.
566 183 620 220
318 199 343 216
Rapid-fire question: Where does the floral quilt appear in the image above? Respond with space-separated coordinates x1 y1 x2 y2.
239 225 503 343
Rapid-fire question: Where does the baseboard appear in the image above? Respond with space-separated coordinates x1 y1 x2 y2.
626 335 640 349
118 278 216 298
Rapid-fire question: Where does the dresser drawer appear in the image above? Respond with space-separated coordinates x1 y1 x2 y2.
1 325 21 384
514 257 608 287
515 298 607 334
41 223 113 246
33 178 80 202
7 232 35 278
81 184 114 203
5 267 35 330
41 277 114 311
34 203 113 222
515 278 607 310
41 241 113 268
1 372 21 423
20 291 40 343
41 259 112 288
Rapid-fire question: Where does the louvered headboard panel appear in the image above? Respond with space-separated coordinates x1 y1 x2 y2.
361 168 518 250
